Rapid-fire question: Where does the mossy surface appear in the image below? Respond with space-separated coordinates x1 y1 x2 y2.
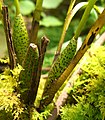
60 46 105 120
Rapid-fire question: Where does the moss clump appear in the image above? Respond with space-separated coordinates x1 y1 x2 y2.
0 64 51 120
60 46 105 120
0 65 24 120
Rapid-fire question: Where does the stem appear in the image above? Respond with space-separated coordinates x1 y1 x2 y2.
47 67 81 120
2 6 16 69
55 2 88 61
74 0 97 39
14 0 20 15
54 0 76 61
55 0 96 61
67 0 76 15
30 0 43 44
34 0 43 22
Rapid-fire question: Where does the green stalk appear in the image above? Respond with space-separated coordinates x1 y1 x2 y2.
67 0 76 15
30 0 43 44
54 0 76 60
14 0 20 15
55 2 88 59
34 0 43 22
74 0 97 39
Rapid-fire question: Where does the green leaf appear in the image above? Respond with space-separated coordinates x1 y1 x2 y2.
43 0 63 9
20 0 35 15
40 16 63 27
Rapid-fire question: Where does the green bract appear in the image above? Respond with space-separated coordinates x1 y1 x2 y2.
46 37 77 89
40 37 77 107
12 14 29 65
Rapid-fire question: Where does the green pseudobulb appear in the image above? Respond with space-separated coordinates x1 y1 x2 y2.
12 14 29 65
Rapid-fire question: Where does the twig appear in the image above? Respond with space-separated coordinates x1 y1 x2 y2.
47 31 105 120
28 36 49 105
2 5 16 69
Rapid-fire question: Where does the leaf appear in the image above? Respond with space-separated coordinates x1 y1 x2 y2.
43 0 63 9
20 0 35 15
40 16 63 27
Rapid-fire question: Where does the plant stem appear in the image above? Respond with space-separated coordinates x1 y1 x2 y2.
30 0 43 44
2 6 16 69
54 0 76 61
67 0 76 15
14 0 20 15
47 67 81 120
39 0 96 110
55 0 96 61
55 2 88 61
74 0 97 39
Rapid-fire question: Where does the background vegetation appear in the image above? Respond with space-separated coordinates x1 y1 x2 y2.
1 0 104 67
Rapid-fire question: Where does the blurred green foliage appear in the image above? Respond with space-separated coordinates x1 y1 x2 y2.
20 0 35 15
42 0 63 9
